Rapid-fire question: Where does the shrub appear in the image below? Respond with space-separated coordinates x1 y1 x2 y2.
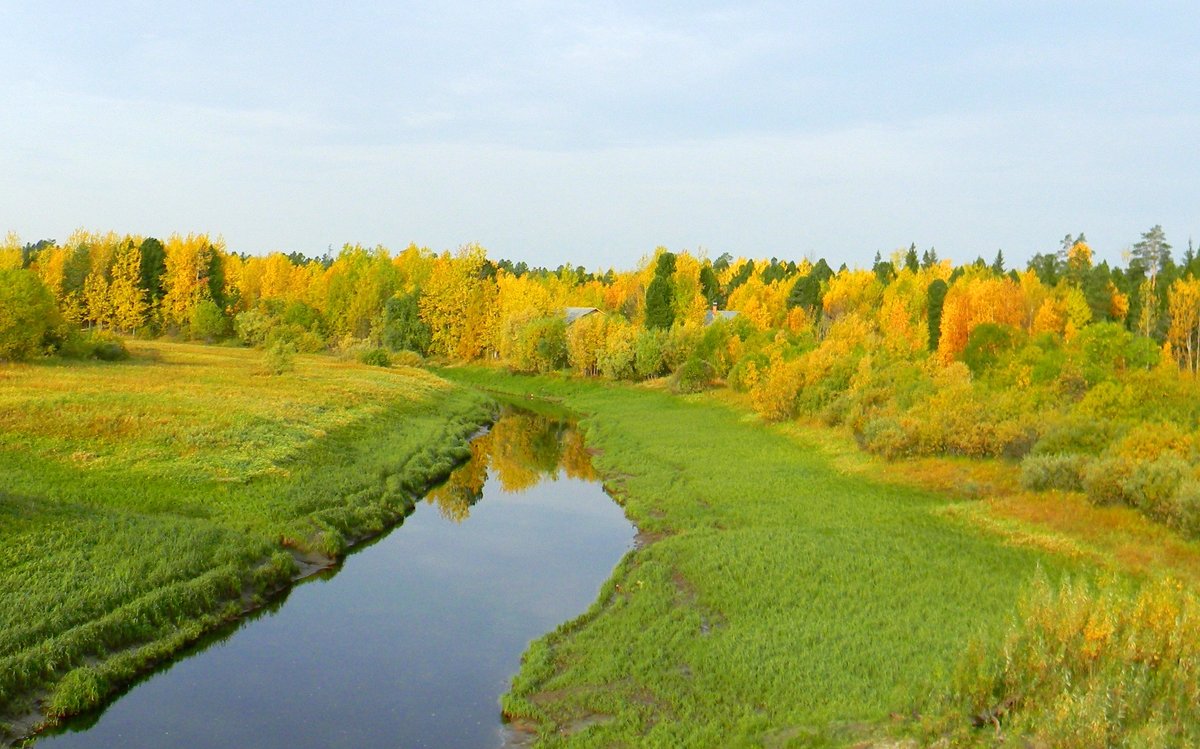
263 339 296 375
940 575 1200 747
391 350 424 368
358 348 392 367
1031 417 1115 456
234 308 273 346
513 317 568 373
1019 454 1090 492
189 299 230 342
859 416 914 460
1082 456 1136 506
0 268 59 360
633 329 668 379
671 357 713 394
750 358 804 421
1162 480 1200 536
89 331 130 361
1124 454 1191 517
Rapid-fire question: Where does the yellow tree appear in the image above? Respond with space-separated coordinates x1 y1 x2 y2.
0 232 21 270
1167 277 1200 373
419 244 490 357
109 241 148 332
936 272 1025 363
161 233 223 330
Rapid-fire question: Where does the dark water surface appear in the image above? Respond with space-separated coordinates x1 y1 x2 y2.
36 410 634 748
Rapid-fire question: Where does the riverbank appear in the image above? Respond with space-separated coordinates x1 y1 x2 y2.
441 368 1090 746
0 342 493 744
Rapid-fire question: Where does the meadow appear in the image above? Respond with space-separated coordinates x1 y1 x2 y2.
438 367 1200 747
439 368 1076 746
0 342 492 741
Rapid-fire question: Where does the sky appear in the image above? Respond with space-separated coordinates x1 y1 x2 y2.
1 1 1197 271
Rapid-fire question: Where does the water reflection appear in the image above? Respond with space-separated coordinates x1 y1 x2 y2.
32 405 632 749
427 411 598 523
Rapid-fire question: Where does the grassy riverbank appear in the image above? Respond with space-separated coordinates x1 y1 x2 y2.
0 342 492 742
440 368 1082 747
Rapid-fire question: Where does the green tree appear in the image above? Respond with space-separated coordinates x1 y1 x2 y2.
1131 225 1172 279
0 269 59 360
645 251 677 330
138 237 167 305
927 278 948 351
380 292 431 354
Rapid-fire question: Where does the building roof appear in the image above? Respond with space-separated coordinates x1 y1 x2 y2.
704 309 740 325
564 306 600 324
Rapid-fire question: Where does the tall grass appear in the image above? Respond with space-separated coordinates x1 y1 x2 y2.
0 342 492 740
929 574 1200 747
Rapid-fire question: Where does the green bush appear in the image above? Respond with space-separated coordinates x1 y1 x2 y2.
1082 456 1136 506
859 416 914 460
0 268 59 360
1019 454 1090 492
671 357 713 394
263 338 296 375
1162 480 1200 536
358 348 392 367
90 332 130 361
1124 454 1191 517
189 299 230 342
633 329 667 380
1031 416 1116 456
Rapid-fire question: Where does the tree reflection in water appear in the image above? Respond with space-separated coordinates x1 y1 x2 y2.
425 409 597 522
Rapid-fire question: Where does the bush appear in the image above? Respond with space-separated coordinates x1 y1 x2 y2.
1019 454 1090 492
633 329 667 380
1162 480 1200 536
1082 456 1136 506
1031 417 1115 456
262 339 296 375
1124 454 1191 516
358 348 391 367
390 350 424 367
89 331 130 361
0 268 59 360
189 299 230 342
671 357 713 394
859 416 914 460
513 317 568 373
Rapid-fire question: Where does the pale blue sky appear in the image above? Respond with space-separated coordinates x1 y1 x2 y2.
2 1 1197 269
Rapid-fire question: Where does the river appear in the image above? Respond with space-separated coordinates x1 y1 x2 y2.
33 408 634 748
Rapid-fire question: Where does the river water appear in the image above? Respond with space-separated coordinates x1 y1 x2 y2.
34 409 634 748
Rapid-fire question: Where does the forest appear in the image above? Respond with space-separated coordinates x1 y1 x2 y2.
5 226 1200 539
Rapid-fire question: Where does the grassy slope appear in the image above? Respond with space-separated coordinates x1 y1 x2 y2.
442 368 1076 748
0 342 492 739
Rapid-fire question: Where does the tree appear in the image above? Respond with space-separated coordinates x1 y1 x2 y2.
644 251 677 330
926 279 948 352
138 237 166 305
381 292 431 354
109 241 148 333
991 250 1006 275
1131 225 1172 279
904 244 920 273
0 269 59 360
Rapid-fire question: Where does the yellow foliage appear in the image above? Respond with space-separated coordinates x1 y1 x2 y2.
822 270 882 320
936 275 1025 363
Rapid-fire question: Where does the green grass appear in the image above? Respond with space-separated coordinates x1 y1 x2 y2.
442 368 1078 747
0 342 493 740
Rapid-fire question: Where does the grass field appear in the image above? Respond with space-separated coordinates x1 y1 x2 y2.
440 368 1089 747
0 342 492 740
